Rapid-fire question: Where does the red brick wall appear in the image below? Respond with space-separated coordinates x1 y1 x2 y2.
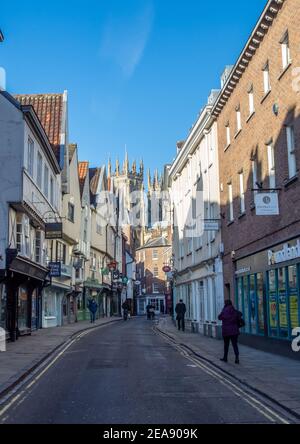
216 0 300 295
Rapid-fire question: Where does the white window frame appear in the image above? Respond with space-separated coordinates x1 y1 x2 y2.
27 138 35 177
236 109 242 133
263 62 271 94
35 230 42 264
248 88 255 115
37 152 43 189
239 172 246 214
152 250 159 260
281 31 291 69
252 159 258 197
267 143 276 189
226 125 231 147
50 176 54 206
286 126 297 179
153 283 160 294
44 165 49 198
228 184 234 222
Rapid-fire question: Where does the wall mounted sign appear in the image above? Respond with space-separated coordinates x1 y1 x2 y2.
255 193 279 216
268 240 300 266
49 262 61 278
203 220 220 231
45 223 63 240
163 266 171 273
235 267 251 276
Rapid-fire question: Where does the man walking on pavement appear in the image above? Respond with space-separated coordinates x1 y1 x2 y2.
175 299 187 332
88 298 98 324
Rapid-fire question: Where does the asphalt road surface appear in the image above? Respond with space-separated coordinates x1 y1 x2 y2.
0 318 293 424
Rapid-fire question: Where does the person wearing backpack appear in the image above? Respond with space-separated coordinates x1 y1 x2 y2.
218 300 245 365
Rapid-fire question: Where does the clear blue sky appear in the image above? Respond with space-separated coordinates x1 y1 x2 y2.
1 0 266 175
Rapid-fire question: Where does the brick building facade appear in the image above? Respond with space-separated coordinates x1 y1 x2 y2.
136 227 172 316
213 0 300 342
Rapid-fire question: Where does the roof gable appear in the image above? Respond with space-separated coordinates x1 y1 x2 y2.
14 93 66 167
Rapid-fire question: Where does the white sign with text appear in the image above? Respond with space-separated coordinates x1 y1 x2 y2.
255 193 279 216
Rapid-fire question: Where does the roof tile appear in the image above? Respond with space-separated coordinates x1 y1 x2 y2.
14 94 64 164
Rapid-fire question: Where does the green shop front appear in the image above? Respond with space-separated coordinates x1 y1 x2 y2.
235 237 300 341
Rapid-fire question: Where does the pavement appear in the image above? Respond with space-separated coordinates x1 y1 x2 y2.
0 317 122 398
0 317 298 424
157 317 300 419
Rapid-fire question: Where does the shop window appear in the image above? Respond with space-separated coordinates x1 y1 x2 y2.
249 275 258 335
288 265 299 330
278 268 289 338
18 287 29 331
243 277 250 333
0 285 7 330
268 269 278 337
256 273 265 334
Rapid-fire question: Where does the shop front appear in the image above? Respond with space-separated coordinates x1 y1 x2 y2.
42 284 70 328
235 238 300 341
4 249 49 341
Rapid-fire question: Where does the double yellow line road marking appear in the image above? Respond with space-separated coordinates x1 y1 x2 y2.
154 327 293 425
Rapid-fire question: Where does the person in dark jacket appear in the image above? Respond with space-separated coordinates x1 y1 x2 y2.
175 300 187 332
218 300 242 364
88 298 98 324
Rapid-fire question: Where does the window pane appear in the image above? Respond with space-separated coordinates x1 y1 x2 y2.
257 273 265 334
269 269 278 335
243 277 250 333
278 268 288 338
249 275 258 334
37 153 43 189
288 265 299 330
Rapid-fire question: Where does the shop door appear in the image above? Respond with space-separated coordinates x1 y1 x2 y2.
31 289 38 331
18 287 29 332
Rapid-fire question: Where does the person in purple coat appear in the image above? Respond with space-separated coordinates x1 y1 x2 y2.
218 300 243 364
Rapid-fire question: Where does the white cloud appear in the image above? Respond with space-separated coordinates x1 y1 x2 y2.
99 2 154 78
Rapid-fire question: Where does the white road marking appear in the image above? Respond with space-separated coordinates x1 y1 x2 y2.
155 328 291 425
0 323 112 419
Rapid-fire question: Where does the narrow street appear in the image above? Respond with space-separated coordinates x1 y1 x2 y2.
0 319 293 425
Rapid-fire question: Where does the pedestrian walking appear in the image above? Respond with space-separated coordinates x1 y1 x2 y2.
146 303 152 320
88 298 98 324
122 300 130 321
175 299 186 332
218 300 245 364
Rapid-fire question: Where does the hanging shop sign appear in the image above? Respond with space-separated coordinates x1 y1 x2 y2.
49 262 61 278
255 193 279 216
108 261 118 271
45 223 63 240
162 266 171 273
204 220 220 231
113 270 120 281
268 240 300 266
